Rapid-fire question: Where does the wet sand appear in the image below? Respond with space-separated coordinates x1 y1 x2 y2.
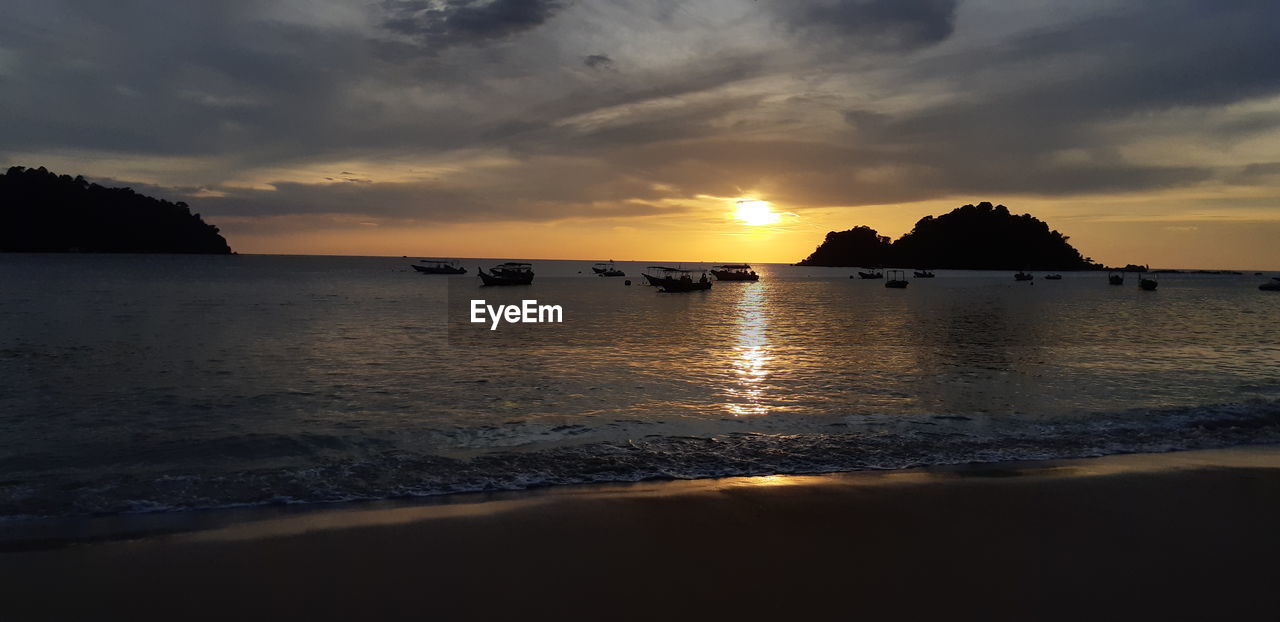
4 447 1280 621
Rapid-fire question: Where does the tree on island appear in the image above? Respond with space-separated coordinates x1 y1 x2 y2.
0 166 232 254
796 225 892 268
797 202 1098 270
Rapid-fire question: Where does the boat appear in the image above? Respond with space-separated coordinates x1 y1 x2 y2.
641 266 681 286
1138 275 1158 291
884 270 908 288
592 261 625 277
411 259 466 274
477 262 534 286
1108 272 1124 285
1044 274 1063 280
710 264 759 281
1014 271 1034 281
855 269 884 279
1260 277 1280 291
643 267 712 292
913 270 935 278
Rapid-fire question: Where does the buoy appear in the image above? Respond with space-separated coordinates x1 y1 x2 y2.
624 279 631 286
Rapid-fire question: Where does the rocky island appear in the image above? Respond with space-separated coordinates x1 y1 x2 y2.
797 202 1098 270
0 166 231 254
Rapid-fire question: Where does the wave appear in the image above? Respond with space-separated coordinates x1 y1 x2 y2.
3 399 1280 521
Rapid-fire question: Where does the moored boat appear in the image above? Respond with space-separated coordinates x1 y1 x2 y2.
1044 274 1063 280
1015 271 1034 281
411 259 467 274
640 266 675 286
644 267 712 292
478 262 534 286
885 270 908 288
855 269 884 279
1108 272 1124 285
710 264 759 281
1139 275 1158 291
913 269 935 278
592 261 625 277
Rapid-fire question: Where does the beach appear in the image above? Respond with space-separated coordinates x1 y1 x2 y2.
4 446 1279 621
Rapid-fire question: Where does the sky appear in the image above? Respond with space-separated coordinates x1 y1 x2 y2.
3 0 1279 268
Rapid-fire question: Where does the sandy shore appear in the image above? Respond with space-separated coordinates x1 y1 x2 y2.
4 447 1280 621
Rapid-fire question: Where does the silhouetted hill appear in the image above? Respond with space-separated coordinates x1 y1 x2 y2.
795 225 892 267
0 166 231 254
797 202 1097 270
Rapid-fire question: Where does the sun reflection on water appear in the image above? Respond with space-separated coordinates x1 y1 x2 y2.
724 283 773 416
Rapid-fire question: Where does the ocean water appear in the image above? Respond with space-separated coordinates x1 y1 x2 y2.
2 253 1279 519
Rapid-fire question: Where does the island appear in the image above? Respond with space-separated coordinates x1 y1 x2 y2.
797 202 1099 270
0 166 232 254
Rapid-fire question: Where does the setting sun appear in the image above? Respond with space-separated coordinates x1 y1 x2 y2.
733 199 781 226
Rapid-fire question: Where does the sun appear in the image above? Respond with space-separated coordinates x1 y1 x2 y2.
733 199 781 226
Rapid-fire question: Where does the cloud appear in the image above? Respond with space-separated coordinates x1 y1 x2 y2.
1 0 1279 241
381 0 564 50
582 53 614 69
774 0 959 52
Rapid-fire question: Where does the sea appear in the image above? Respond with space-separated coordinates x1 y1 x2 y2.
2 253 1279 520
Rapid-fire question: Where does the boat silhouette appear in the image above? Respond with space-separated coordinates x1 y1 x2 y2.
591 261 624 277
710 264 759 281
411 259 466 274
643 267 712 292
478 262 534 286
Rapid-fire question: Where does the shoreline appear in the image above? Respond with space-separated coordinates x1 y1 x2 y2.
5 445 1280 619
6 443 1280 549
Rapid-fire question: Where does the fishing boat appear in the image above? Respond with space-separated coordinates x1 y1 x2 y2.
1108 272 1124 285
592 261 625 277
1044 274 1063 280
885 270 908 288
644 267 712 292
477 262 534 286
411 259 467 274
1260 281 1280 291
855 269 884 279
913 270 935 278
1014 271 1034 281
640 266 681 286
710 264 759 281
1138 274 1158 291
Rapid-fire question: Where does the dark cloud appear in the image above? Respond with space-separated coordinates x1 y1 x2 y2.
1227 162 1280 186
810 0 1280 202
198 182 690 227
582 54 614 69
382 0 564 50
899 0 1280 129
776 0 958 51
